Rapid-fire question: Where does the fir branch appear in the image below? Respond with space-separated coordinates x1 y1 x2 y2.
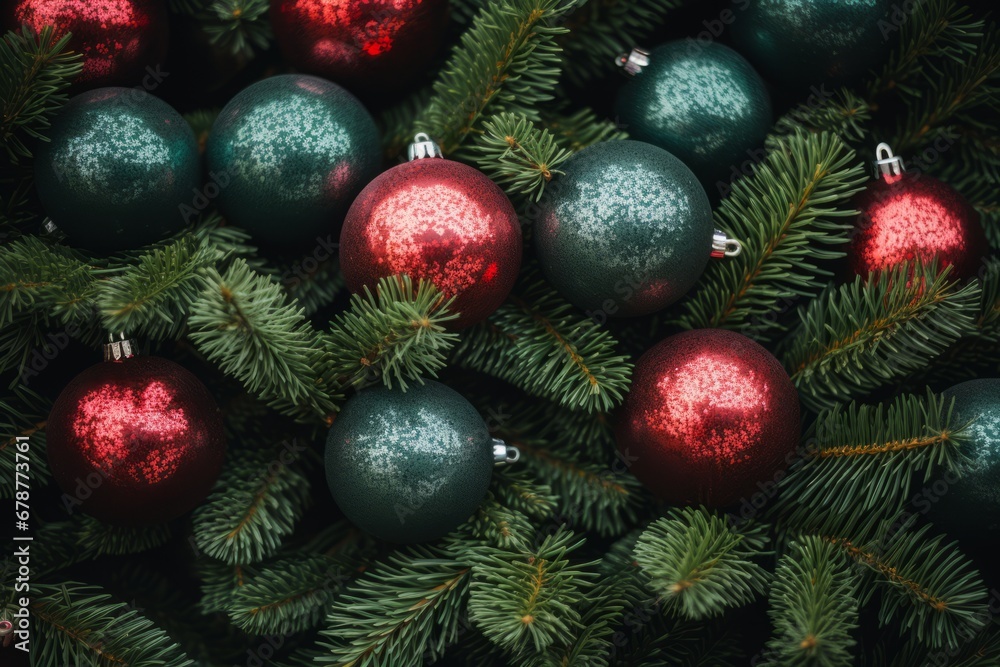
193 442 313 565
782 262 982 413
469 494 536 550
197 0 272 58
873 625 1000 667
492 468 559 522
379 86 434 160
763 536 858 667
196 558 248 615
188 259 338 420
97 235 223 341
0 236 95 328
829 524 988 650
541 106 629 152
0 24 83 162
676 131 866 337
281 255 343 318
74 518 172 557
0 386 48 497
775 391 972 534
633 508 769 621
558 0 683 87
315 545 471 667
418 0 579 154
226 554 354 636
468 528 596 657
31 581 195 667
326 275 459 392
454 269 633 413
771 89 872 144
468 112 573 203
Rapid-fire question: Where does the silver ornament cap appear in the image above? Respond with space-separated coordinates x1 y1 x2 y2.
711 229 743 258
103 332 139 362
874 142 905 179
616 47 651 76
408 132 444 161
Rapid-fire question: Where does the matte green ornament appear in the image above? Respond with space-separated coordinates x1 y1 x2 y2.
613 42 772 190
733 0 891 88
931 379 1000 533
535 140 735 318
206 74 381 247
34 88 201 252
325 381 518 543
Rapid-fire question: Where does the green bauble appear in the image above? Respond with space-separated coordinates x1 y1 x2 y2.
325 381 496 543
931 379 1000 533
34 88 201 252
614 42 771 190
733 0 891 88
535 140 714 317
206 74 380 247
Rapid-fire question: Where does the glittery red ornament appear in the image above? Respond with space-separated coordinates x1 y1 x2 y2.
847 144 987 281
5 0 169 88
340 136 522 329
269 0 449 91
615 329 800 507
46 338 226 525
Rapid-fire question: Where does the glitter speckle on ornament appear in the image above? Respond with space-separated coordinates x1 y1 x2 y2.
615 329 800 507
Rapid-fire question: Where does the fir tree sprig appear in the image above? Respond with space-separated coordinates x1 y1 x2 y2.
193 442 313 565
454 268 633 413
676 130 867 338
763 536 858 667
771 89 872 144
633 508 770 621
31 582 195 667
0 236 95 329
541 106 629 152
782 262 982 413
0 24 83 163
326 275 459 392
492 467 559 522
468 494 536 550
468 112 573 203
188 259 338 420
196 0 272 58
418 0 580 154
468 528 596 657
0 386 48 497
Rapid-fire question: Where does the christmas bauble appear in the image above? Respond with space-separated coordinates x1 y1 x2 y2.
326 381 513 543
615 329 800 507
270 0 449 92
534 140 720 318
846 144 986 281
34 87 201 252
733 0 891 88
5 0 168 88
46 339 226 525
614 42 772 189
339 136 521 329
206 74 380 247
930 379 1000 533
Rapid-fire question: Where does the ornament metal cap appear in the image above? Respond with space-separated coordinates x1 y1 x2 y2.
711 229 742 258
493 438 520 466
874 142 905 179
408 133 444 161
104 332 139 362
616 47 651 76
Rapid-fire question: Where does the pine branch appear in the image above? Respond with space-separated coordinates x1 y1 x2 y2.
196 0 271 58
454 269 633 413
0 236 95 328
633 508 769 621
763 536 858 667
468 112 573 204
379 86 434 160
196 558 249 615
541 106 629 152
193 442 313 565
326 275 459 392
31 581 195 667
676 131 866 338
0 386 48 497
281 255 343 318
872 625 1000 667
774 391 972 534
468 528 596 657
782 262 982 412
188 259 338 420
315 545 472 667
492 468 559 523
469 494 536 550
418 0 579 154
0 24 83 162
771 89 872 144
97 235 223 341
558 0 683 87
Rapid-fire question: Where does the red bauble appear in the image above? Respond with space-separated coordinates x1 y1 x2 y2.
6 0 168 88
847 149 986 280
615 329 800 507
269 0 449 91
340 155 522 329
47 351 226 525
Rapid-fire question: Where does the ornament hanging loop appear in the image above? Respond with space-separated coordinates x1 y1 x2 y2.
104 332 138 362
493 438 520 466
616 47 650 76
711 229 742 258
408 133 444 161
874 142 905 179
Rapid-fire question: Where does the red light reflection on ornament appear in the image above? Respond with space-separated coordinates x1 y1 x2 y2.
863 188 969 272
